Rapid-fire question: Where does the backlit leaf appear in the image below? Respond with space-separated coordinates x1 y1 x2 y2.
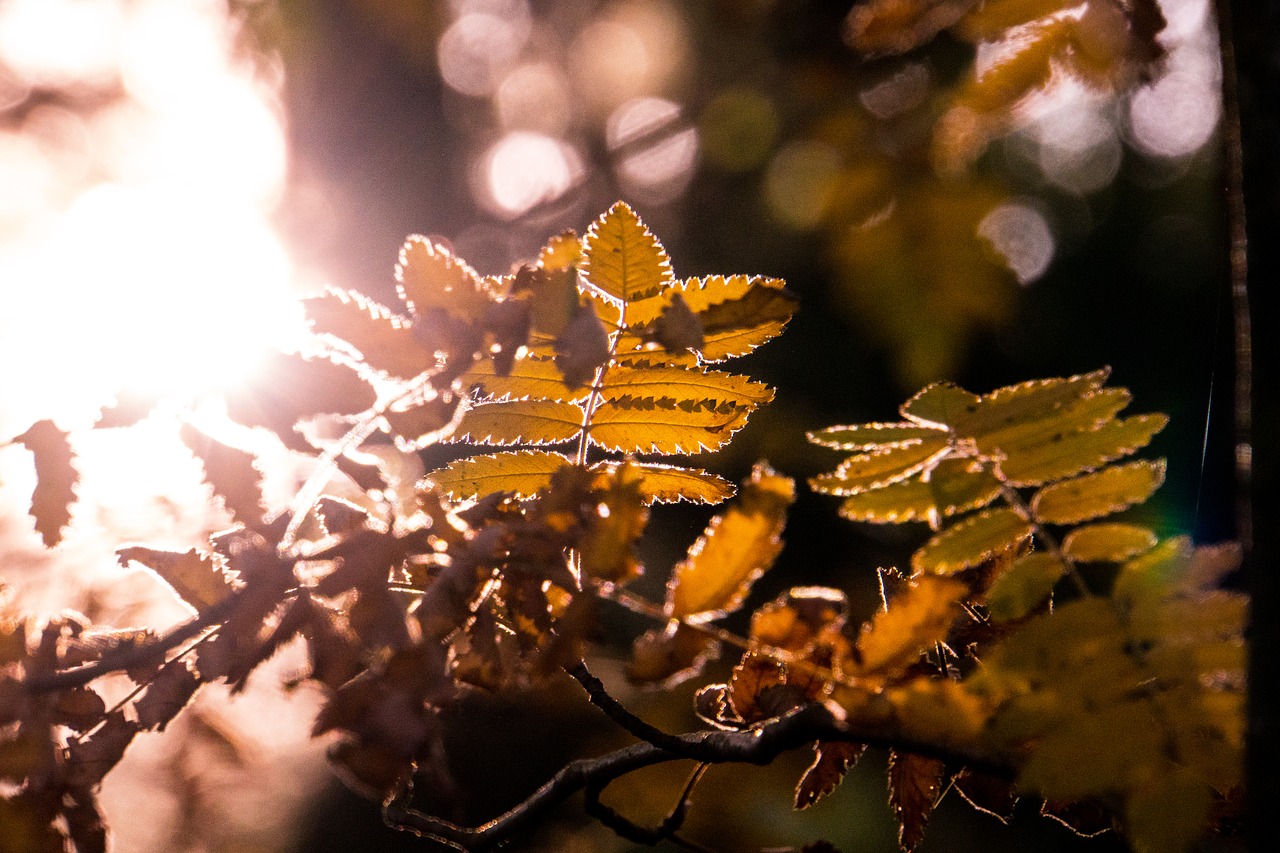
953 769 1017 823
13 419 78 547
668 463 795 621
974 387 1130 456
581 202 673 303
66 711 140 789
1031 459 1166 524
600 364 774 407
626 620 718 688
117 546 234 613
957 369 1108 438
887 750 945 852
837 458 1000 523
225 352 376 449
998 413 1168 486
447 399 583 446
985 551 1064 622
579 465 648 585
461 356 584 401
304 287 432 379
133 660 200 731
1062 522 1157 562
428 450 573 501
845 0 973 57
595 461 735 505
795 741 865 809
688 277 798 362
857 576 966 676
589 395 750 454
179 424 266 528
912 507 1032 574
808 422 945 451
900 383 979 428
810 436 950 496
396 235 489 321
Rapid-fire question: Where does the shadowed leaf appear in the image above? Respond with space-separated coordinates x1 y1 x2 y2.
795 741 865 809
985 551 1064 622
13 420 78 547
888 750 945 852
117 546 234 613
179 424 266 528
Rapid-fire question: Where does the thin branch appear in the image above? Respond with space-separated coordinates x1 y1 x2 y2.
583 761 709 846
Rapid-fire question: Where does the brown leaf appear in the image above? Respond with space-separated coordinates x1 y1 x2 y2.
887 749 946 851
92 390 160 429
954 768 1017 822
728 651 807 723
13 419 78 547
750 586 849 654
66 711 140 789
117 546 235 613
626 621 719 688
0 723 54 782
555 301 610 388
646 293 704 353
52 687 106 732
225 352 376 450
795 740 865 809
133 660 200 731
179 423 265 529
61 786 106 853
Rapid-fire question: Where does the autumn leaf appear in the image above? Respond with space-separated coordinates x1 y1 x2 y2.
795 741 865 809
887 749 945 852
13 419 78 547
179 424 266 528
856 576 966 677
117 546 235 613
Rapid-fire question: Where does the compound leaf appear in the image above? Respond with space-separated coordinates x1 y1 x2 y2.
999 414 1168 486
985 551 1064 623
808 422 945 451
397 235 490 321
448 399 584 446
304 287 431 379
596 461 735 505
810 436 950 496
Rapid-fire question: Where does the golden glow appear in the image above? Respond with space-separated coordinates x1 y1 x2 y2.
0 0 303 435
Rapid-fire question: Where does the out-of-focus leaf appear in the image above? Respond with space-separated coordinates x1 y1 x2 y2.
396 235 490 322
225 352 376 449
857 576 966 676
133 660 200 731
61 786 106 853
428 450 573 501
646 293 704 353
626 621 718 688
1062 522 1157 563
1125 766 1211 853
579 466 648 585
304 287 432 379
1019 700 1162 801
668 463 795 621
795 740 865 809
845 0 975 57
912 507 1032 574
52 687 106 732
750 586 848 654
13 419 78 547
117 546 234 613
555 302 611 388
1031 459 1166 524
92 391 161 430
887 749 945 852
985 551 1064 623
953 769 1017 822
0 724 52 782
66 711 140 789
179 424 266 528
581 202 673 303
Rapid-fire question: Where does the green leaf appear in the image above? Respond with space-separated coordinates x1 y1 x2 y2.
1019 701 1163 801
974 387 1130 457
1031 459 1166 524
447 399 583 446
428 450 573 501
668 464 794 621
589 395 750 454
117 547 235 613
1062 522 1157 562
998 414 1168 486
912 507 1032 574
986 552 1064 622
581 202 673 303
807 422 945 450
809 436 950 496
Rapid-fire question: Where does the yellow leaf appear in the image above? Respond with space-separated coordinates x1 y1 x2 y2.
581 202 673 303
461 356 586 401
1019 700 1163 801
974 387 1130 457
396 235 490 321
537 229 581 271
446 399 583 446
593 461 735 505
985 551 1064 623
1062 522 1157 562
807 421 945 450
588 395 751 454
668 463 795 621
900 382 980 428
810 435 951 496
838 457 1001 523
427 450 573 501
1031 459 1166 524
601 364 775 407
579 465 649 585
912 507 1032 574
117 546 234 613
998 414 1168 485
957 369 1109 438
304 288 433 379
856 575 966 676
